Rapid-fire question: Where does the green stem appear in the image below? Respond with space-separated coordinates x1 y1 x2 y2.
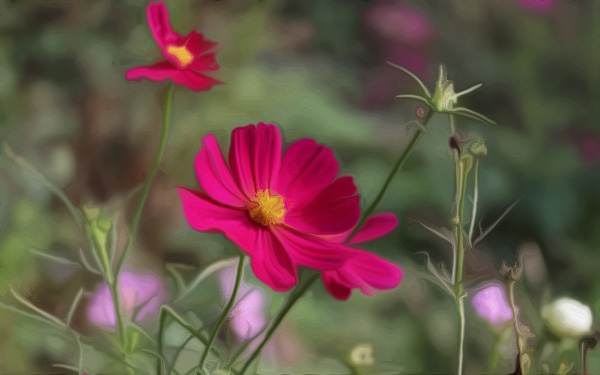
457 296 466 375
348 109 433 240
451 130 470 375
468 159 480 245
237 273 319 375
116 82 175 276
157 307 168 375
199 254 246 370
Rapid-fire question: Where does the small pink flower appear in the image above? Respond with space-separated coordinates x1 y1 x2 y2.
125 1 222 91
470 283 513 327
87 271 167 329
219 265 267 344
514 0 556 12
177 123 402 300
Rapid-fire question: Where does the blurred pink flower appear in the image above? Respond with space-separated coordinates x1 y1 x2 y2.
125 1 222 91
219 265 267 343
362 1 435 108
470 283 513 326
87 271 167 329
177 123 402 299
365 1 435 46
514 0 556 12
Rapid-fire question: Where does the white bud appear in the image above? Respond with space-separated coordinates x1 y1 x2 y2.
542 297 594 338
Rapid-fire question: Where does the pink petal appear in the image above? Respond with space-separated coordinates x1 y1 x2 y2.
348 250 403 290
347 213 398 244
147 2 179 49
176 187 248 234
277 139 339 209
322 271 352 301
176 188 296 291
188 52 219 72
274 228 402 300
125 61 223 91
195 134 247 207
247 227 297 291
285 176 360 235
229 123 282 196
273 227 351 270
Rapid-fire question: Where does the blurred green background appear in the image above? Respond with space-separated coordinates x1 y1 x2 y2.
0 0 599 373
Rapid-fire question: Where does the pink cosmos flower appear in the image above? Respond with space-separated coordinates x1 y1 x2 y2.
87 271 167 329
177 123 402 300
470 283 513 327
125 1 222 91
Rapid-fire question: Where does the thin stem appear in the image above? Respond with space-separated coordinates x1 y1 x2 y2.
487 329 503 374
451 159 469 289
109 281 126 345
468 159 480 246
116 82 175 276
199 254 246 370
457 296 466 375
348 109 433 240
450 118 470 375
581 340 588 375
157 307 168 375
508 280 525 375
237 273 319 375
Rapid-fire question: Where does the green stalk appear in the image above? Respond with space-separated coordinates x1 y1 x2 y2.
237 273 319 375
199 254 246 370
116 82 175 276
451 141 469 375
157 307 168 375
468 159 480 245
348 109 433 240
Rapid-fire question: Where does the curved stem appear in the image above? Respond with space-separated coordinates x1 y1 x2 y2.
348 109 433 240
237 273 319 375
199 254 246 370
116 82 175 276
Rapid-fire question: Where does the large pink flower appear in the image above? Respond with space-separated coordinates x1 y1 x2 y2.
125 1 222 91
177 123 402 300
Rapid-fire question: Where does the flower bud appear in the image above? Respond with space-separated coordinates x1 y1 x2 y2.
542 297 594 338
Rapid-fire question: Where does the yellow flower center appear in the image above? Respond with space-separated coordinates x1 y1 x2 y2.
248 189 286 227
167 45 193 68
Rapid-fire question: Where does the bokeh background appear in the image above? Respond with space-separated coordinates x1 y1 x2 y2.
0 0 599 373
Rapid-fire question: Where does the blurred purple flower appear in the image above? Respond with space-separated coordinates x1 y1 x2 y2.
514 0 556 12
471 283 513 326
220 265 267 343
87 271 167 329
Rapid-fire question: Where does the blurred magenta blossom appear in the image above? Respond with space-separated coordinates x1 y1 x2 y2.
87 271 167 329
470 283 513 326
514 0 556 12
219 265 267 343
125 1 222 91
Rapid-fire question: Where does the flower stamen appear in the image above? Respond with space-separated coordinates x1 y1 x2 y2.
248 189 286 226
167 45 194 68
